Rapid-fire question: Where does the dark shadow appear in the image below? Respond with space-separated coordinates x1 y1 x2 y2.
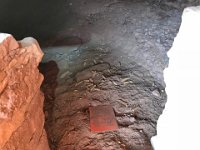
0 0 67 44
39 60 59 150
0 0 92 47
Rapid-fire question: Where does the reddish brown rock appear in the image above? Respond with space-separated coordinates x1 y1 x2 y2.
0 34 49 150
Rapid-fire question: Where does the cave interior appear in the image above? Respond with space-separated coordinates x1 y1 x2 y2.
0 0 199 150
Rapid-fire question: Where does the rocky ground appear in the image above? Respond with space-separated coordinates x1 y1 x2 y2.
38 0 199 149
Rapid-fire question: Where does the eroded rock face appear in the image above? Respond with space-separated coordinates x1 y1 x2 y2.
0 33 49 150
151 6 200 150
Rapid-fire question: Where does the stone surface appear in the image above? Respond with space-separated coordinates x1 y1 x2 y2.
23 0 198 149
38 0 187 149
41 48 166 149
151 6 200 150
0 33 49 150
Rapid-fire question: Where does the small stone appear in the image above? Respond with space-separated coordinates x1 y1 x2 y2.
76 70 93 82
152 89 161 98
112 81 118 86
60 71 70 79
89 78 93 83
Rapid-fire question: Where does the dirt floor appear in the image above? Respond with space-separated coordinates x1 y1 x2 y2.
37 0 199 150
10 0 196 150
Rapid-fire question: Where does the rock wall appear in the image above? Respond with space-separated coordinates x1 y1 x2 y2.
0 33 49 150
151 6 200 150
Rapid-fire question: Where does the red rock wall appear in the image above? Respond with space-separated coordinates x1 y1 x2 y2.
0 34 49 150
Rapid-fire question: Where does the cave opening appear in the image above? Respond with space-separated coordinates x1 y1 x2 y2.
0 0 199 150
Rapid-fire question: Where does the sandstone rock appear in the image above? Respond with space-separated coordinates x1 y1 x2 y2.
0 33 49 150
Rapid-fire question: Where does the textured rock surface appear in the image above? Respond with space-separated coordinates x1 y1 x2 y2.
38 0 189 149
0 34 49 150
151 6 200 150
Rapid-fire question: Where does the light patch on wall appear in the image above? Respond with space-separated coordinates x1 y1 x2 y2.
0 33 10 43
